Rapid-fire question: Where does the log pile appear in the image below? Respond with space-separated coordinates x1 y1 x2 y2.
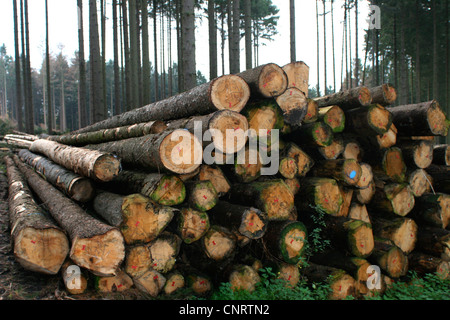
2 61 450 300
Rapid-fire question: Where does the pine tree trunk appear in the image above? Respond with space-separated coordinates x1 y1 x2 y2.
181 0 196 90
13 0 23 132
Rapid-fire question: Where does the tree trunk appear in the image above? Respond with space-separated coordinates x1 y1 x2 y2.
408 252 449 280
85 129 202 175
313 86 372 110
412 193 450 229
238 63 288 99
181 0 196 90
28 139 121 182
89 0 106 123
13 0 23 132
275 87 308 127
433 144 450 166
13 155 125 277
209 200 268 240
369 182 415 217
18 149 94 203
287 121 334 147
311 159 362 187
368 238 408 278
345 104 393 136
106 169 186 206
397 139 433 169
318 105 346 133
24 0 34 134
77 0 88 128
128 0 139 109
369 84 397 106
244 0 252 70
295 177 343 216
141 0 151 105
113 0 122 115
387 100 448 137
289 0 296 63
208 0 218 79
226 179 295 221
415 226 450 262
371 216 418 254
4 156 69 275
45 0 52 134
92 191 176 245
48 120 167 146
73 74 250 134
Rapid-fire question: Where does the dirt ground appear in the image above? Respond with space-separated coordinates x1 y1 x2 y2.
0 150 151 300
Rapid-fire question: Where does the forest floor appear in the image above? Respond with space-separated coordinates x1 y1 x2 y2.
0 148 150 300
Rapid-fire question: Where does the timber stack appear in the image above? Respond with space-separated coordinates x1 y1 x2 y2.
2 62 449 300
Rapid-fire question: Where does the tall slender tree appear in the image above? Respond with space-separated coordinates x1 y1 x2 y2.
289 0 295 63
24 0 34 134
153 0 159 100
355 0 359 86
113 0 122 115
209 0 218 79
141 0 151 105
232 0 240 73
181 0 196 89
128 0 139 109
77 0 88 128
45 0 52 134
13 0 23 132
122 0 131 110
89 0 106 123
322 0 327 93
316 0 320 95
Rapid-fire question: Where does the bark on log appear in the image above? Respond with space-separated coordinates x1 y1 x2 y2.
317 135 345 160
4 156 69 275
311 159 362 187
318 105 346 133
197 165 231 196
165 110 249 154
73 74 251 134
92 191 176 245
174 207 210 244
47 120 167 146
387 100 449 137
412 193 450 229
282 61 310 97
12 155 125 276
323 216 375 258
238 63 288 99
433 144 450 166
226 179 295 221
106 170 186 206
407 251 449 280
287 121 334 147
313 86 373 110
261 220 308 264
371 216 418 254
369 238 408 278
369 182 415 217
28 139 121 182
296 177 343 216
345 104 393 136
397 139 434 169
369 84 397 106
86 129 203 174
275 87 308 127
370 147 407 183
301 263 357 300
185 180 219 211
209 200 268 240
414 226 450 262
18 149 95 202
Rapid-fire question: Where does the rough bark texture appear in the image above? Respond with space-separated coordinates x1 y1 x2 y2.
13 155 125 276
18 149 95 202
28 139 121 182
86 129 203 174
73 74 251 134
313 86 373 110
5 156 69 275
369 83 398 106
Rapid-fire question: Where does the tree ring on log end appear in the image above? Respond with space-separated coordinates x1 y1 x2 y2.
280 223 307 264
210 75 250 113
257 63 288 98
92 154 121 182
69 178 95 202
239 208 268 239
159 129 203 174
358 87 373 106
209 110 249 154
368 104 393 135
427 101 448 136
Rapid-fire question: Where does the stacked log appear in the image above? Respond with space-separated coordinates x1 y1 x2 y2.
2 61 449 300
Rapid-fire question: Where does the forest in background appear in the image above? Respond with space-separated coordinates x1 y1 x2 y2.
0 0 448 144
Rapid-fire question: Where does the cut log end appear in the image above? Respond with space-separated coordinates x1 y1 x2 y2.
427 101 448 136
408 169 433 197
150 175 186 206
14 227 70 275
388 184 415 217
275 87 308 126
356 163 373 189
198 165 231 196
93 154 121 182
70 229 125 277
279 157 298 179
203 226 236 261
210 74 251 113
341 159 363 186
209 110 249 154
311 179 343 215
303 99 319 123
320 105 345 133
257 63 288 98
178 207 210 244
69 178 96 203
159 129 203 174
383 148 407 182
239 208 267 239
189 180 218 211
229 265 261 292
282 61 310 97
281 224 307 263
329 273 357 300
357 87 373 106
260 181 295 220
369 104 393 135
348 220 375 258
311 122 334 147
